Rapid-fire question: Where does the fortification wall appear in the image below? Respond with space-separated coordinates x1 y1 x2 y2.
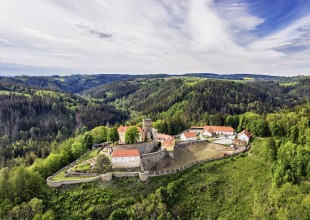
112 172 140 177
115 140 157 154
176 140 209 148
148 148 248 177
47 175 101 187
47 146 249 187
141 149 167 170
141 149 166 164
65 172 98 177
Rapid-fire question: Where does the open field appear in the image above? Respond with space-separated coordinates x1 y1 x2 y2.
279 81 298 87
0 90 31 98
154 142 234 171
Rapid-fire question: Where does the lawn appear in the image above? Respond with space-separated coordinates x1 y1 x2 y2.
50 148 100 181
79 148 101 162
50 169 96 181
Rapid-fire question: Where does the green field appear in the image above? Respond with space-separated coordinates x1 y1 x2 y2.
0 90 31 98
47 155 275 219
50 148 100 181
279 81 298 87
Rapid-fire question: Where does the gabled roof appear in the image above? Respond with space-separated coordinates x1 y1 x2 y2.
203 126 234 133
112 149 140 157
183 132 197 139
205 127 214 133
117 126 143 133
161 136 175 146
239 130 251 138
158 133 171 140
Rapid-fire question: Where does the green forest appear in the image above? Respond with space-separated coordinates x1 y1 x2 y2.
0 74 309 219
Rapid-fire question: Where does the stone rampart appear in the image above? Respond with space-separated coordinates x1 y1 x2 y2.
47 147 249 187
65 172 98 177
47 175 101 187
112 172 140 178
148 148 248 177
141 149 167 164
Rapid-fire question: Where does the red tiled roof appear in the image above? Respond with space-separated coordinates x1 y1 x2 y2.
240 130 251 138
112 149 140 157
158 133 171 140
183 132 197 139
206 127 214 133
161 136 175 146
117 126 143 133
203 126 234 133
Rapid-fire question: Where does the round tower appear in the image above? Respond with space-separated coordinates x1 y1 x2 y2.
142 118 152 142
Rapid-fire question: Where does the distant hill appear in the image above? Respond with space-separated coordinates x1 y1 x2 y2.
184 73 284 80
83 77 309 125
0 73 288 94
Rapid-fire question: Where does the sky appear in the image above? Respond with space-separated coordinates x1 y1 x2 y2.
1 0 310 76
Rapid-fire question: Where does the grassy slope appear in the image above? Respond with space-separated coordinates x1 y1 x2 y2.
48 154 273 219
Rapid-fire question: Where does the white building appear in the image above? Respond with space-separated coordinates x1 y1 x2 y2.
237 130 251 143
201 126 235 136
181 132 198 141
111 149 141 169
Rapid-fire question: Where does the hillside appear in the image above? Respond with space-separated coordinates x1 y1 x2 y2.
0 73 292 95
0 81 128 167
0 75 309 219
83 77 310 133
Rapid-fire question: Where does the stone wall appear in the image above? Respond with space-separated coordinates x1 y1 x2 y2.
112 172 140 177
115 140 157 154
47 146 249 187
176 140 209 148
47 175 101 187
141 149 167 167
141 149 168 171
65 172 98 177
148 147 249 177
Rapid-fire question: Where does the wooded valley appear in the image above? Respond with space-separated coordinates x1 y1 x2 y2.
0 74 309 219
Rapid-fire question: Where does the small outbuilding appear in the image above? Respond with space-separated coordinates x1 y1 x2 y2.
181 132 198 141
238 130 251 143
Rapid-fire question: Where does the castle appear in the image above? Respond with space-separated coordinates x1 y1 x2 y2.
117 118 157 144
111 119 173 169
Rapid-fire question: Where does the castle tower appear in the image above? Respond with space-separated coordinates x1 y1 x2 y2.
142 118 152 142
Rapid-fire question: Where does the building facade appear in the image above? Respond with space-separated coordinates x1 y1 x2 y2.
181 132 198 141
111 149 141 168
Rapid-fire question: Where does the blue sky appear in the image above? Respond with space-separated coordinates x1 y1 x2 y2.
0 0 310 76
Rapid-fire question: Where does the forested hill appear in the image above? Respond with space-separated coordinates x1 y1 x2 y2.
0 102 309 219
0 73 286 94
0 74 165 94
0 81 128 167
83 77 310 125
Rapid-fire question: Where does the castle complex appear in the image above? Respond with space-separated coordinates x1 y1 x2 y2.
111 118 172 169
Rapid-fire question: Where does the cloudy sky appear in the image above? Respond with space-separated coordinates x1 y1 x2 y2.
1 0 310 76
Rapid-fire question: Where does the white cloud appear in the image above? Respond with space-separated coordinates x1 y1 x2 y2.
0 0 308 75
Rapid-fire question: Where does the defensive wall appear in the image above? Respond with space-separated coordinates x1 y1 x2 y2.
141 149 167 170
148 148 248 177
176 140 210 148
47 146 249 187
